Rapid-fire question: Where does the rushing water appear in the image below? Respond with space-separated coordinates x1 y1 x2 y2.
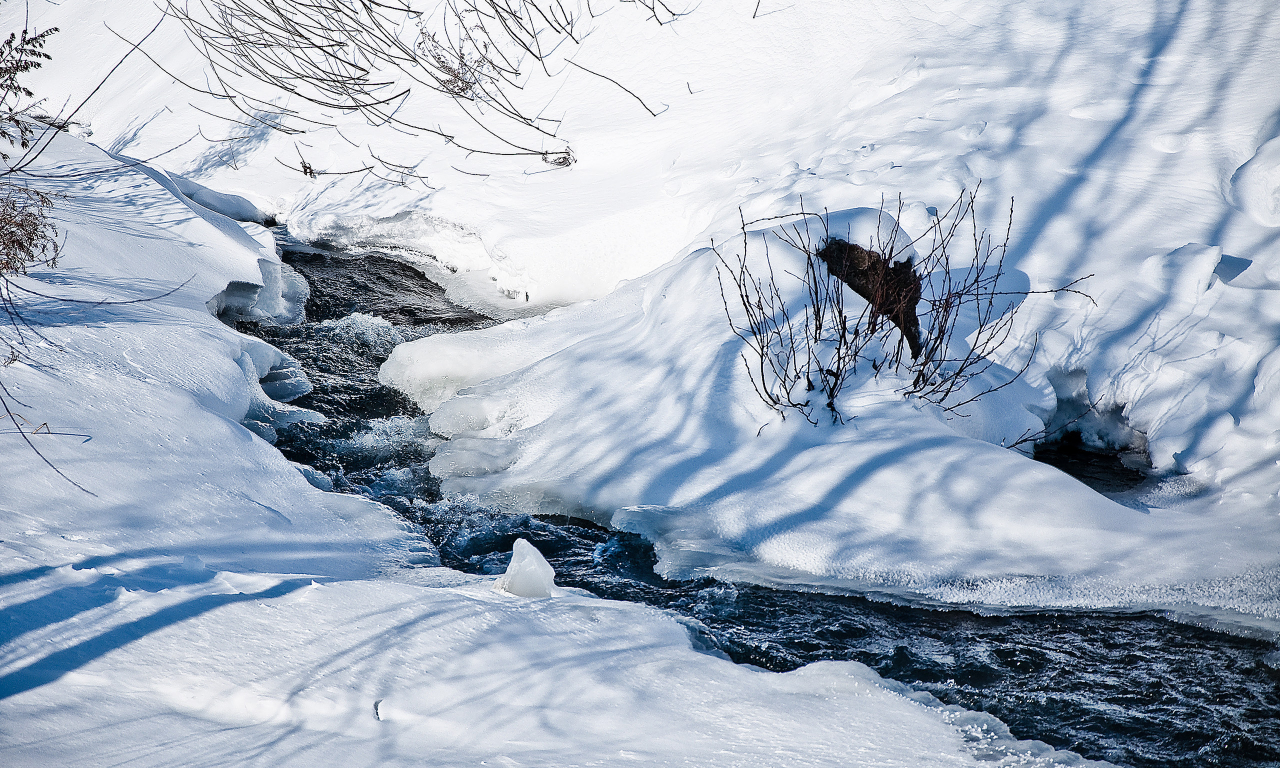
238 231 1280 768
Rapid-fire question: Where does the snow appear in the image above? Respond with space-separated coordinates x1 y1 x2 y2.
0 135 1099 766
9 0 1278 621
1233 136 1280 228
388 219 1280 630
5 0 1280 760
167 171 268 225
0 572 1091 767
369 0 1280 629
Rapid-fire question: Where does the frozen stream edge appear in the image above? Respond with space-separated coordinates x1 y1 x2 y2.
243 228 1279 768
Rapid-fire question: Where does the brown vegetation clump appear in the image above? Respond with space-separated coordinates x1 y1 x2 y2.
1 25 60 276
0 184 58 275
814 238 922 360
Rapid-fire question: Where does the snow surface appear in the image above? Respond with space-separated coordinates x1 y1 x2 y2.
10 0 1280 623
6 0 1280 758
0 134 1100 766
387 212 1280 632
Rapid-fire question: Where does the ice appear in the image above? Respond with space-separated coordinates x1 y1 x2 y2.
339 415 436 453
251 258 309 325
236 347 323 441
205 280 263 323
429 436 520 477
1039 368 1146 453
289 210 492 273
493 538 558 598
379 305 615 414
292 461 335 491
257 358 312 402
204 259 308 326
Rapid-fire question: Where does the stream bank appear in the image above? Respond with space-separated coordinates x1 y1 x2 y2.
236 229 1280 768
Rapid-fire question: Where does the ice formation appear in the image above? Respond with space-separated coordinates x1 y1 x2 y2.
494 539 558 598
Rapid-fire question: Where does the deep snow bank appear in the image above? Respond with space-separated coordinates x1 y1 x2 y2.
0 569 1098 768
382 207 1280 629
0 133 405 579
357 0 1280 628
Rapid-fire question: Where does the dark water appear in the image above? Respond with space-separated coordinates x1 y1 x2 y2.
240 232 1280 768
1033 433 1150 495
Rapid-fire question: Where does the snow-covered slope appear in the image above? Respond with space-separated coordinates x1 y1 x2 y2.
5 0 1279 759
13 0 1280 315
379 0 1280 625
11 0 1279 626
383 211 1280 630
0 135 402 580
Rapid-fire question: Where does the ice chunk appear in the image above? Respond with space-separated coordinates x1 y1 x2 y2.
429 436 518 477
318 313 404 357
253 258 309 324
206 280 263 323
259 359 312 402
292 462 334 491
493 539 556 598
242 419 278 444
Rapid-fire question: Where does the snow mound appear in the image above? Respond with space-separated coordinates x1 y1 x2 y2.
0 132 408 581
386 205 1280 628
168 171 267 224
1232 135 1280 228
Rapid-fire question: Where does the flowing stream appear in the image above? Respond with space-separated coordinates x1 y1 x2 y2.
238 229 1280 768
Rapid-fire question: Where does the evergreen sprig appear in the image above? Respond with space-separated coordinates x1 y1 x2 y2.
0 26 58 160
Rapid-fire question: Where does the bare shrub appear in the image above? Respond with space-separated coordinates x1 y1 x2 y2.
0 184 58 275
2 22 61 339
2 21 61 303
0 23 96 491
715 215 815 418
0 174 78 488
717 189 1090 425
163 0 680 178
